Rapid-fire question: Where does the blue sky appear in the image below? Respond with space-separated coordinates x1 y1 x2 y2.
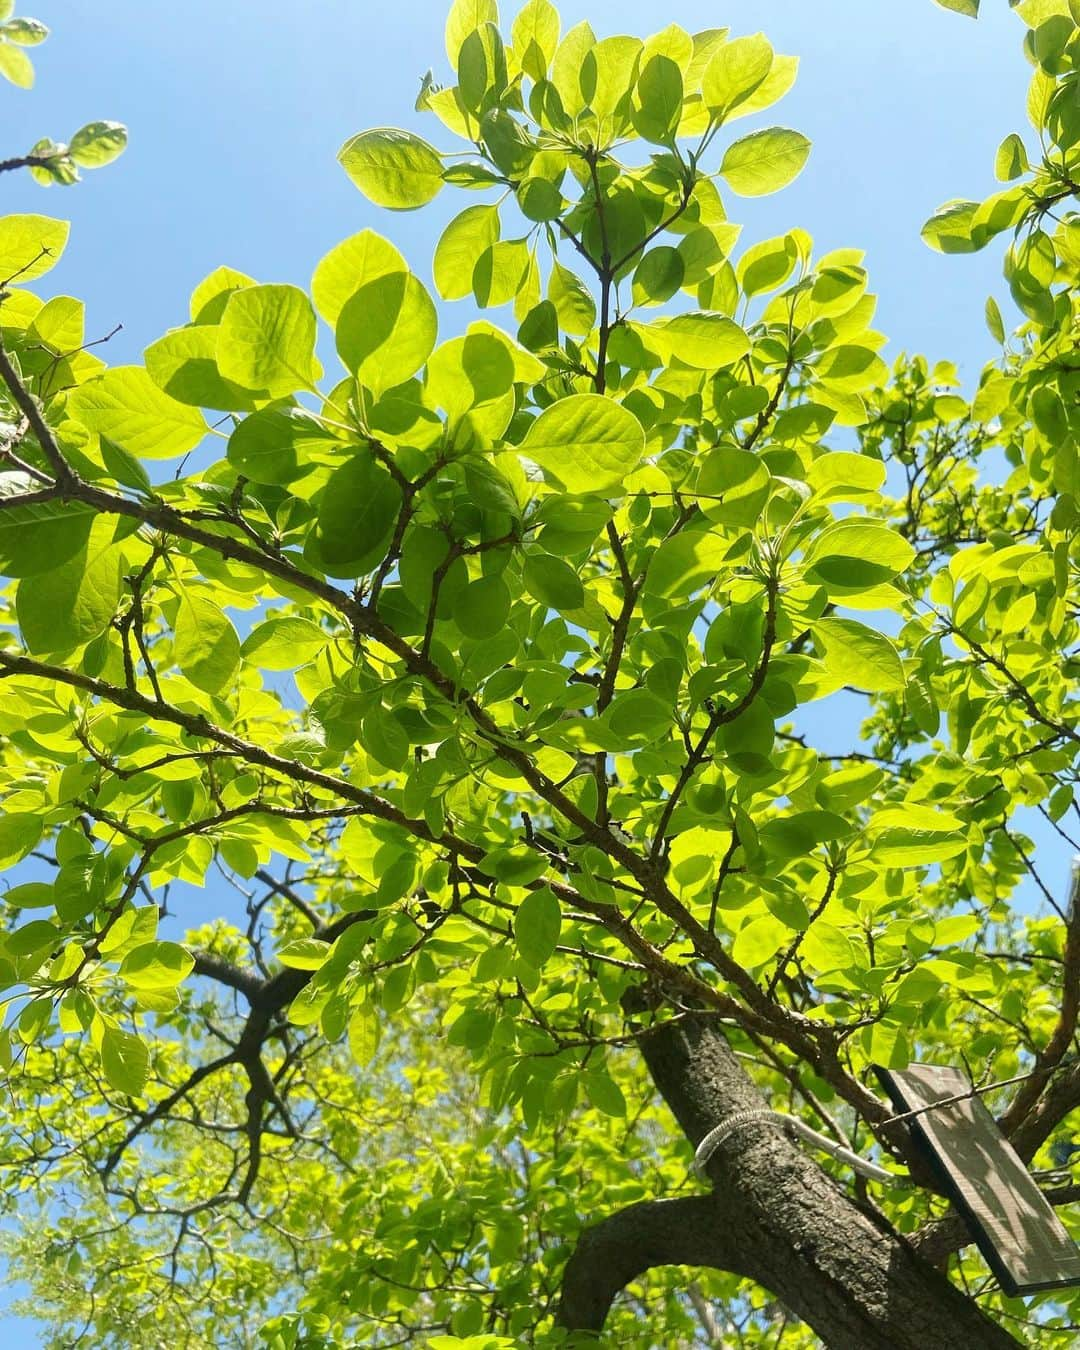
0 1 1066 1343
3 0 1030 374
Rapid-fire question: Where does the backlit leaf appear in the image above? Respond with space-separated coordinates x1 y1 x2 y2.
719 127 810 196
520 394 644 494
339 128 444 210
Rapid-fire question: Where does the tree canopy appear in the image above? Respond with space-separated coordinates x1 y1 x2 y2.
0 0 1078 1346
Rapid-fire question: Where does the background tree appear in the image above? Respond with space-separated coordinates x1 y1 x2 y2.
0 0 1077 1346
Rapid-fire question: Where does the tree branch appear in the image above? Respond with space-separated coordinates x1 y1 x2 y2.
557 1195 748 1333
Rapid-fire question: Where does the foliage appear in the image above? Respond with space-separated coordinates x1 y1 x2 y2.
0 6 126 186
0 0 1077 1345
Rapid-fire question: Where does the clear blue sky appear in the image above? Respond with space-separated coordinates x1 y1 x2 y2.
3 0 1030 375
0 2 1062 1344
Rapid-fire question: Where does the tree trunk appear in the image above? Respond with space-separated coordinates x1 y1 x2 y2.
558 1015 1020 1349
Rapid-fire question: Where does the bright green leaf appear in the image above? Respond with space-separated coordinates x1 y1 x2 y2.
173 589 241 695
719 127 811 196
218 284 318 396
0 214 69 282
68 367 208 459
100 1026 149 1097
520 394 644 495
339 128 444 210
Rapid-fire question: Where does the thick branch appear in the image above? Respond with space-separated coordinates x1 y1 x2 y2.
557 1195 748 1333
558 1014 1020 1349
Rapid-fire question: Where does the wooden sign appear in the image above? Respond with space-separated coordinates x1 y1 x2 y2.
876 1062 1080 1296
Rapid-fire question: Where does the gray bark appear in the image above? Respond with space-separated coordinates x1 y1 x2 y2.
558 1015 1020 1348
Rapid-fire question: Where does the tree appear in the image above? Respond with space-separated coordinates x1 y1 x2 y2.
0 0 1077 1345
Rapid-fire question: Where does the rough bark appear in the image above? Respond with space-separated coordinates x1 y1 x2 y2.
558 1016 1021 1349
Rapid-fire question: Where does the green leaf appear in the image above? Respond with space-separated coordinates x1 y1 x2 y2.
702 33 773 115
653 312 750 369
310 454 402 579
800 922 855 973
812 344 887 392
217 283 318 396
27 294 84 350
454 574 511 638
227 402 340 485
427 329 517 439
584 1070 626 1118
633 55 684 144
0 813 42 868
100 438 152 495
632 247 685 305
867 805 968 867
241 617 328 669
338 128 444 210
17 540 122 654
582 35 643 123
434 205 500 301
3 881 55 910
361 707 410 771
985 296 1006 344
522 552 585 611
8 919 59 956
118 942 194 990
0 474 94 577
68 367 208 459
18 998 53 1045
520 394 644 495
473 240 531 308
548 259 595 336
806 451 886 501
514 887 561 968
337 271 438 396
607 689 673 741
99 905 158 958
696 447 771 527
445 0 498 65
458 22 508 114
478 846 550 887
760 811 851 860
932 0 979 15
173 588 241 694
276 938 331 971
644 529 732 600
100 1026 149 1097
0 214 69 282
312 229 405 326
994 132 1028 182
551 21 596 116
732 914 787 969
810 264 867 318
68 121 127 168
737 233 798 297
813 617 905 693
921 200 981 254
802 521 915 594
516 176 563 222
189 265 256 324
2 18 48 44
348 1002 380 1065
719 127 811 196
0 41 33 88
512 0 560 81
145 324 263 411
